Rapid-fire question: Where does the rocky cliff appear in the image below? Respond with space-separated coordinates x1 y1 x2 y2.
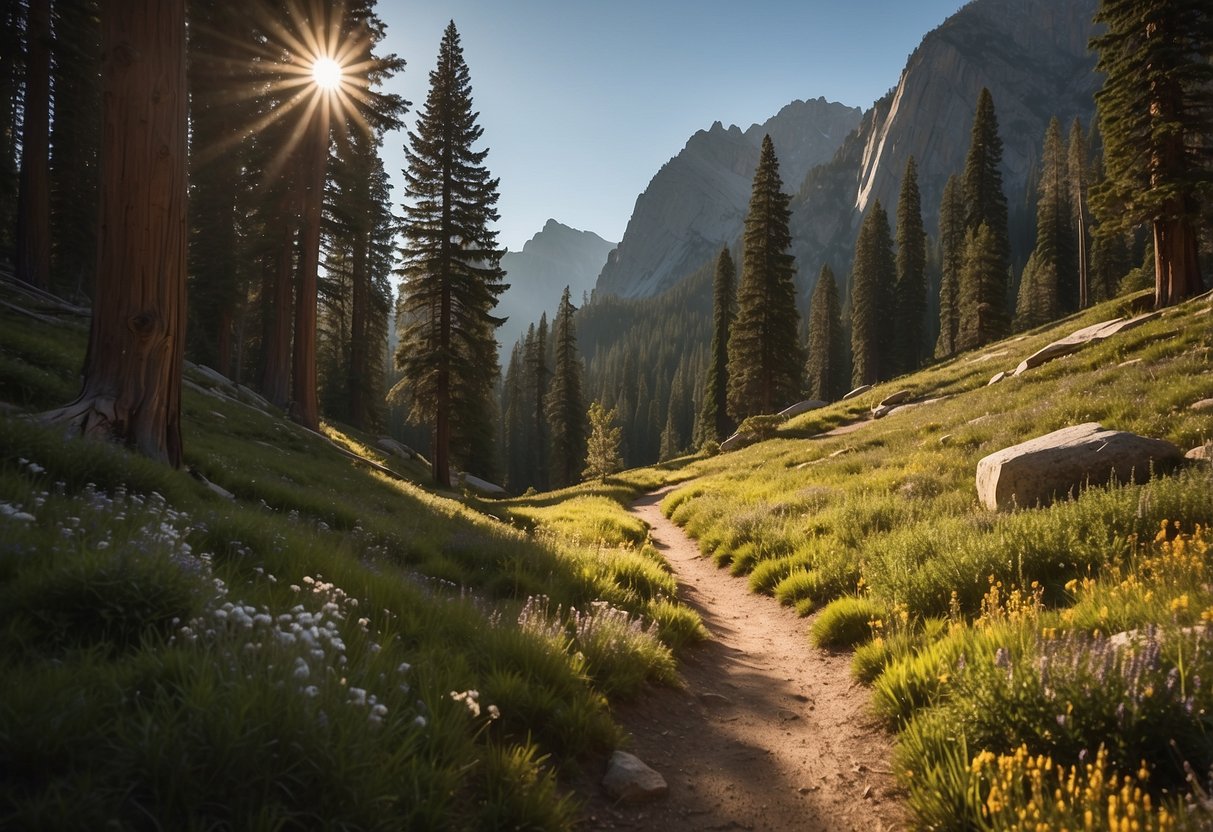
497 219 615 351
594 0 1100 304
595 98 862 299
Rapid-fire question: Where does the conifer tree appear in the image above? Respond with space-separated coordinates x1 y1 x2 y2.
397 21 506 488
583 401 623 483
699 247 736 443
526 314 550 490
957 224 1005 350
959 88 1011 345
804 264 847 401
15 0 50 290
726 135 801 421
1067 118 1091 309
935 175 965 358
545 286 587 488
1015 117 1074 331
1091 0 1212 307
849 201 896 387
894 157 927 373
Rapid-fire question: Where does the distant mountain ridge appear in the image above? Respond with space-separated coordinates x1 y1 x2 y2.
497 219 615 352
593 0 1101 304
594 98 862 299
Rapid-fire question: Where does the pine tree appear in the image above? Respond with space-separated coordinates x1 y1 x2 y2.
526 314 550 490
699 247 736 443
894 157 927 373
804 264 847 401
1091 0 1212 307
726 135 802 421
959 88 1011 344
545 286 587 488
957 224 1005 350
849 200 896 387
583 401 623 483
1016 118 1076 331
47 0 187 464
0 0 22 262
397 21 506 488
935 175 966 358
1089 228 1132 303
1067 118 1091 309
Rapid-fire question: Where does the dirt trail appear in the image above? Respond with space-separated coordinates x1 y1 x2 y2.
580 485 905 831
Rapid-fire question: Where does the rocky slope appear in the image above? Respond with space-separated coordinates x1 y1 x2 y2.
594 0 1100 304
595 98 862 299
497 219 615 351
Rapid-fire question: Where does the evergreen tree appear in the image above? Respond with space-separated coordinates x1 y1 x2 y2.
804 264 847 401
960 88 1011 344
1091 0 1212 307
1015 118 1075 330
1067 118 1091 309
957 224 1005 350
0 0 22 262
699 246 736 443
849 200 896 387
397 21 506 488
583 401 623 483
1089 227 1132 304
726 135 802 421
48 0 187 464
526 314 550 490
545 286 587 488
894 156 927 372
935 175 966 358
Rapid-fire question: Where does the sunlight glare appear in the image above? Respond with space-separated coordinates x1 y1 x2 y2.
312 57 343 90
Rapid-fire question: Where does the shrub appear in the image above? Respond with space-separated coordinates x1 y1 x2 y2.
809 596 886 649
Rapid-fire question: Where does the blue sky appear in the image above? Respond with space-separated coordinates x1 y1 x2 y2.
376 1 968 251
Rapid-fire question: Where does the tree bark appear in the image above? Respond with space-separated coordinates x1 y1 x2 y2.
15 0 51 290
47 0 188 466
259 193 295 409
1153 215 1202 308
349 227 369 430
290 109 327 430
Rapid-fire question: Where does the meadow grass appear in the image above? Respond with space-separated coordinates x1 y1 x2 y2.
0 293 701 830
655 291 1213 829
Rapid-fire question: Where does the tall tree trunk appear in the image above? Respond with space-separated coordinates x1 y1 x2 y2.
1153 214 1202 308
435 271 451 487
48 0 188 466
349 228 369 430
15 0 51 290
259 193 295 408
290 114 326 430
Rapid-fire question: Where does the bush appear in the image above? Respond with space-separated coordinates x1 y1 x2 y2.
809 596 887 649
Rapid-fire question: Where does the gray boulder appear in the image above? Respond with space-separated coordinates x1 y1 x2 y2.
376 437 417 460
461 473 508 497
778 399 828 419
842 384 872 401
1013 312 1162 376
976 422 1183 511
878 389 912 408
602 750 667 803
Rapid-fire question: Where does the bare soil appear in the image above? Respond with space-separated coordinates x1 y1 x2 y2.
577 485 906 831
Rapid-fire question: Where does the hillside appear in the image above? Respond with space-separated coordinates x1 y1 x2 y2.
0 274 704 830
656 290 1213 829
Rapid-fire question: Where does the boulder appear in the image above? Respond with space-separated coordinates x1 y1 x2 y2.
720 431 753 452
988 371 1007 386
376 437 417 460
778 399 828 419
461 473 507 497
976 422 1183 511
878 389 912 408
1013 312 1162 376
1191 398 1213 413
1187 443 1212 463
602 751 667 803
842 384 872 401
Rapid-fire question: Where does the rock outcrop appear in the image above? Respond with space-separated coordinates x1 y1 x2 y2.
976 423 1184 511
1013 312 1162 375
595 100 861 300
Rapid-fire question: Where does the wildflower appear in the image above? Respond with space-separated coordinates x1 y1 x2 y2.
303 685 320 698
413 715 427 729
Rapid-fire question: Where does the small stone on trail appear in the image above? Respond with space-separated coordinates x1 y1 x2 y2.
698 692 733 707
602 751 668 803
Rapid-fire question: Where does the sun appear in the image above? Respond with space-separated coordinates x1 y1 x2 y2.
311 57 343 90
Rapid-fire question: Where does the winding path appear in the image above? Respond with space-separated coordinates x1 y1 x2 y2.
581 485 905 831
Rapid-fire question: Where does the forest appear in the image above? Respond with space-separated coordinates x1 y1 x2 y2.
2 0 1213 829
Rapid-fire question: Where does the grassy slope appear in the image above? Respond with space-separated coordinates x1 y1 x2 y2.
0 284 702 831
661 291 1213 829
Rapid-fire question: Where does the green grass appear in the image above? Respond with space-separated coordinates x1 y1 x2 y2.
0 286 704 830
649 290 1213 830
